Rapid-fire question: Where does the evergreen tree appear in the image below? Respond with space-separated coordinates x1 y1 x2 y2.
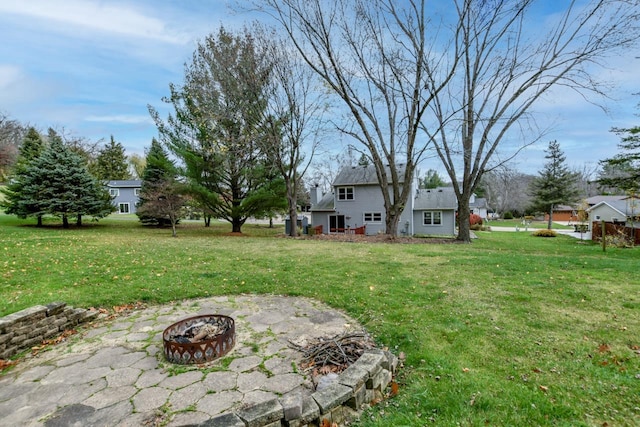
150 26 277 233
14 127 45 173
137 139 181 226
90 135 130 180
528 141 580 229
1 127 46 224
2 133 114 227
419 169 446 189
598 126 640 194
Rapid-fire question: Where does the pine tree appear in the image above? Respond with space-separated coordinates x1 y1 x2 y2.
89 135 131 180
598 126 640 194
2 133 114 227
1 127 47 224
14 127 45 173
137 139 183 226
529 140 580 229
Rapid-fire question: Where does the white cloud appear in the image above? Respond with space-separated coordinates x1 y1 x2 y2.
85 114 153 125
0 0 189 44
0 65 21 90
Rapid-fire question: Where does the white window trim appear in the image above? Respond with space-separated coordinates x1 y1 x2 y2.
134 188 141 196
337 186 354 201
109 188 119 197
118 203 130 214
423 210 443 226
363 212 382 223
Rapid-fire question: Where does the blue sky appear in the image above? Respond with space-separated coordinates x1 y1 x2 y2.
0 0 638 175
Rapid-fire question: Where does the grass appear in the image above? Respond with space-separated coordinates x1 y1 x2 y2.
1 213 639 426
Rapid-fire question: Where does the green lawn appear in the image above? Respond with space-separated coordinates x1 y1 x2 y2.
1 214 638 426
488 219 574 229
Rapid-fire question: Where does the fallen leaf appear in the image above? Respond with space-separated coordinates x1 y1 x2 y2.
533 368 543 373
539 385 548 393
390 381 399 397
598 344 611 353
0 359 17 371
462 367 470 372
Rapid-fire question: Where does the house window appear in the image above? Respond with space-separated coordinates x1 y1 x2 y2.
364 212 382 223
423 211 442 225
118 203 130 214
109 188 119 197
337 187 354 201
134 188 141 196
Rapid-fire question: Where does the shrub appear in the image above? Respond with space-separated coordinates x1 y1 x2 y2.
470 213 483 226
604 229 633 248
503 211 513 220
532 229 557 237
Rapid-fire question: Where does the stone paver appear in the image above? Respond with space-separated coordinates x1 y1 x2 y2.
0 295 358 425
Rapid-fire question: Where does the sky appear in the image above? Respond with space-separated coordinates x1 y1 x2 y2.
0 0 638 177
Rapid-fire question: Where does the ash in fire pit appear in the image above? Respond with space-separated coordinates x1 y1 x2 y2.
163 314 235 364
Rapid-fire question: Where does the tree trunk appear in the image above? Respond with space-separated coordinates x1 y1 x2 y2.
385 209 400 237
204 215 211 227
76 214 82 226
547 205 554 230
62 214 69 229
287 177 297 237
457 197 472 243
232 219 242 233
171 219 177 237
37 215 42 227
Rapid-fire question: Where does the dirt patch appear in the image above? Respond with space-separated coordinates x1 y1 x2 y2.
295 233 464 244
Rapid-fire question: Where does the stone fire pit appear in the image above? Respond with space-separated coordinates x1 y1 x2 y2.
162 314 235 364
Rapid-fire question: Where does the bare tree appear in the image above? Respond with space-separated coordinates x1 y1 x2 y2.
259 0 453 236
573 163 600 198
481 165 534 217
422 0 640 241
256 27 326 237
0 112 26 180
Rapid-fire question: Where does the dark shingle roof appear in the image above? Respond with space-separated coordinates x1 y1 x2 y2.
106 180 142 188
414 187 458 210
311 192 335 211
333 164 406 186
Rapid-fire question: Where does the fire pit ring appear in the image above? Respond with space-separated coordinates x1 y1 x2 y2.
162 314 235 364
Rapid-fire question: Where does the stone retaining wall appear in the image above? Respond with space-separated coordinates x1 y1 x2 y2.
199 349 399 427
0 302 100 359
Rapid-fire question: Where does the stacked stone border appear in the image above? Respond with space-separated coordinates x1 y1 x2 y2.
1 302 400 427
197 349 399 427
0 302 99 360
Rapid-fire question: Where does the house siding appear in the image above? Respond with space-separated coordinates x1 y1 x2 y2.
588 204 624 224
412 209 456 236
106 180 142 214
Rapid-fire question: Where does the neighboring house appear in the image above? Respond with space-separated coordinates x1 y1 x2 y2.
586 196 640 230
469 194 490 220
544 196 628 223
310 164 458 236
106 180 142 214
545 205 578 223
585 194 627 207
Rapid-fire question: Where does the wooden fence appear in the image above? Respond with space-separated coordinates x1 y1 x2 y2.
591 221 640 245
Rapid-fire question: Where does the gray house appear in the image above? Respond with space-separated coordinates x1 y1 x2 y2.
310 164 457 236
106 180 142 214
586 196 640 229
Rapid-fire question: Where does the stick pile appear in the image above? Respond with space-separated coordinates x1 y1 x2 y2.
290 331 376 374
